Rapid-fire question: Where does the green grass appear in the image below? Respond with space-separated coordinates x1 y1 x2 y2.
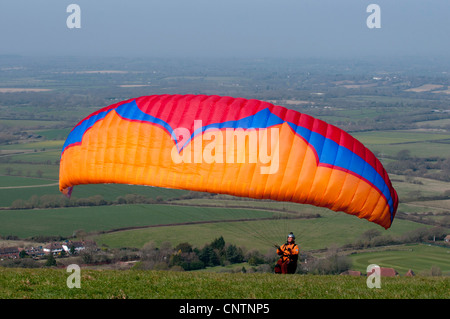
349 244 450 275
398 202 450 215
367 141 450 158
415 118 450 128
0 140 64 151
0 163 59 180
6 150 62 163
407 199 450 210
349 130 450 158
0 119 63 129
175 197 322 211
0 186 60 207
0 175 56 187
0 268 448 299
334 95 430 105
34 128 71 140
0 183 188 207
352 131 450 145
390 174 450 199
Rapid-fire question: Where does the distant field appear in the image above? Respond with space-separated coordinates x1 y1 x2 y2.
0 163 59 180
349 129 450 158
34 129 71 140
399 202 450 216
416 118 450 128
0 175 56 187
367 141 450 158
0 88 52 93
0 269 448 299
174 197 325 214
389 174 450 199
0 119 63 129
349 244 450 275
6 150 61 163
408 199 450 210
352 130 450 145
405 84 444 93
0 140 63 151
0 104 97 123
332 95 430 105
0 183 187 207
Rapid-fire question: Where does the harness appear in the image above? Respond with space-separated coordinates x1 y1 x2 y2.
278 242 298 262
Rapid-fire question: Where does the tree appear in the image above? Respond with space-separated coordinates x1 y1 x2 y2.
211 236 225 251
73 229 87 240
225 244 244 264
430 266 442 276
307 249 352 275
45 253 57 267
175 242 193 253
199 245 221 267
246 250 265 266
360 229 381 242
160 241 172 252
396 149 411 161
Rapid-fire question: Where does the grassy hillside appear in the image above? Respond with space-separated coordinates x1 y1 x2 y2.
93 206 428 251
0 268 448 299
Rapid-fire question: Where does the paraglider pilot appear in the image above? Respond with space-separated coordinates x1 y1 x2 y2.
274 232 299 274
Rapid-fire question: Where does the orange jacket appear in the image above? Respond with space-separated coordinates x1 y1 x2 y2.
277 242 299 263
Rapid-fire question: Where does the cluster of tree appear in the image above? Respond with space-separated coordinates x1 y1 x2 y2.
0 132 16 145
3 167 46 178
137 237 252 271
386 150 450 183
0 234 66 243
10 194 109 209
299 248 352 275
0 258 41 269
2 158 59 167
9 194 169 210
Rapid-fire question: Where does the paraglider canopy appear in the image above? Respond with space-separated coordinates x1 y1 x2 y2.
59 94 398 229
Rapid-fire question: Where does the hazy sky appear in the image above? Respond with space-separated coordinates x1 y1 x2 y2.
0 0 449 58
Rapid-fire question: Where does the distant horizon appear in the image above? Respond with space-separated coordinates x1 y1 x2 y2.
1 53 448 62
1 0 449 59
